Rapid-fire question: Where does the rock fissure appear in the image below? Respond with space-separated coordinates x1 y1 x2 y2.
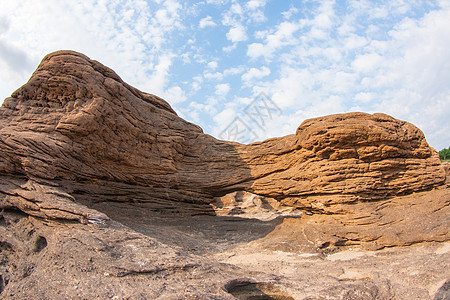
115 263 201 278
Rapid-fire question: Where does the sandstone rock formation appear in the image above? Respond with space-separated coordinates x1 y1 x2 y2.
0 50 445 213
0 50 448 299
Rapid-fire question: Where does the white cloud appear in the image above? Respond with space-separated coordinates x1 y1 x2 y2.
263 2 450 149
248 10 266 23
181 52 191 64
162 86 187 104
0 17 10 35
246 0 266 10
222 0 265 28
307 28 329 40
0 38 34 74
247 21 301 59
310 1 335 29
439 0 450 9
222 3 243 27
351 53 382 73
148 54 174 94
226 24 247 42
206 0 229 4
268 67 314 108
354 92 375 103
282 7 299 19
215 83 230 96
0 0 184 104
191 81 201 92
222 44 237 52
186 97 219 120
246 0 267 22
211 107 238 136
342 34 368 50
371 7 389 19
241 66 271 83
367 7 450 149
206 61 218 70
223 66 245 76
187 109 200 123
247 43 265 59
230 3 243 15
199 16 216 28
204 71 224 81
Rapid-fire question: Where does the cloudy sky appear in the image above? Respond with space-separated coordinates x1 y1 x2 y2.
1 0 449 150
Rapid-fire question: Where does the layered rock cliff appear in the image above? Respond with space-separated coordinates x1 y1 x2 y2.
0 50 445 216
0 50 448 299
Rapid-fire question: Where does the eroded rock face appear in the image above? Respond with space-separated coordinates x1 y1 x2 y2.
243 113 445 210
0 50 448 299
0 50 445 215
0 51 249 206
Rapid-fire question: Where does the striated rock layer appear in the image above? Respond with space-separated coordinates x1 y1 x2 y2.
0 50 445 214
0 50 448 299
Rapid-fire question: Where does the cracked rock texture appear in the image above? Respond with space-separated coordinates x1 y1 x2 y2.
0 50 449 299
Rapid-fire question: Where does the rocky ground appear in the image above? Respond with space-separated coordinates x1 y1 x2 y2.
81 182 450 299
0 51 449 299
1 183 448 299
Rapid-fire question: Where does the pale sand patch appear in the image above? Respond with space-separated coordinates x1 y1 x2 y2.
219 249 321 265
338 269 372 281
435 241 450 254
327 249 375 261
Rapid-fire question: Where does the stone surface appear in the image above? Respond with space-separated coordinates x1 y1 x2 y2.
0 51 445 213
243 113 445 211
214 240 450 300
0 208 246 299
442 161 450 179
211 191 303 221
0 50 449 299
434 280 450 300
214 185 450 253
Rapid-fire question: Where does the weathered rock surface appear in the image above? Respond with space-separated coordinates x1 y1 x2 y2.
211 191 304 221
0 50 449 299
243 113 445 210
0 50 445 212
0 204 248 299
223 186 450 252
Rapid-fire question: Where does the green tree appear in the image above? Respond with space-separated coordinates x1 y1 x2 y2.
439 147 450 160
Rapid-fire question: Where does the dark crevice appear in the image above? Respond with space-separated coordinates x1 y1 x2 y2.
224 279 294 300
116 263 200 278
0 274 4 295
319 242 331 249
34 236 47 253
0 215 6 227
22 264 34 279
0 241 14 252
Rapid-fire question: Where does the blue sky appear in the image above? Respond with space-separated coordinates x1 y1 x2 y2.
1 0 449 150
